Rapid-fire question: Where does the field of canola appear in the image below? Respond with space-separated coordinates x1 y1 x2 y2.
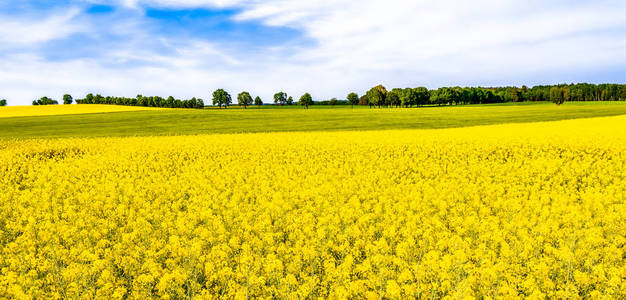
0 105 163 118
1 115 625 299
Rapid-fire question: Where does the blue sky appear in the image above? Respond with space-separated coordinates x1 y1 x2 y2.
1 0 626 105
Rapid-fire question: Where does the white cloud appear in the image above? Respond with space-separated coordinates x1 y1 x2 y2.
0 8 85 48
112 0 244 9
1 0 626 105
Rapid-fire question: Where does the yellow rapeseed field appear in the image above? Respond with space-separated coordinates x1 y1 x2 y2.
0 116 625 299
0 105 164 118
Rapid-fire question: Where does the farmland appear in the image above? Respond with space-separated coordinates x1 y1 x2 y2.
1 102 626 139
0 103 625 298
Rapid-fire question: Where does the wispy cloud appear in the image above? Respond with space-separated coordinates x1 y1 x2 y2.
0 8 85 48
1 0 626 105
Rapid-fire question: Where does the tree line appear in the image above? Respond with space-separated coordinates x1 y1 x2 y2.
202 83 626 108
73 94 205 109
20 83 626 108
356 83 626 108
31 95 74 105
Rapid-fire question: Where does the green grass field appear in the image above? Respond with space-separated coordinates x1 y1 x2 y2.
2 101 626 139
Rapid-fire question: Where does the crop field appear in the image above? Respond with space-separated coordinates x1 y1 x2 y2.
3 102 626 139
0 104 163 119
1 106 624 298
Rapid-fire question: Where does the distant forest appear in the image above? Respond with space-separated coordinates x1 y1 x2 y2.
23 83 626 108
75 94 205 109
360 83 626 108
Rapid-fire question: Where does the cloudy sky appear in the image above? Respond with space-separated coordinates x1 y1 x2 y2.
1 0 626 105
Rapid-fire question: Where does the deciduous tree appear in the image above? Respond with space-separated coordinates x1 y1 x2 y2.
212 89 232 108
32 96 58 105
237 91 253 108
365 85 387 108
274 92 287 105
63 94 73 105
298 93 313 109
254 96 263 107
347 92 359 108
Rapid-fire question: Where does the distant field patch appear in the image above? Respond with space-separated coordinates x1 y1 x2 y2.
2 102 626 139
0 105 165 118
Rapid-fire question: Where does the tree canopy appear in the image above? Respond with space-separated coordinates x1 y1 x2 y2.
63 94 73 105
254 96 263 107
75 94 204 108
50 82 626 111
32 97 58 105
274 92 288 105
355 83 626 108
237 91 253 108
347 92 359 107
365 85 387 108
212 89 232 108
387 89 402 108
298 93 313 109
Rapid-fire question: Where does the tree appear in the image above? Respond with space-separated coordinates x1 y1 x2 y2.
167 96 175 108
32 96 58 105
63 94 73 105
397 88 413 107
93 94 104 104
287 96 294 105
254 96 263 107
347 92 359 108
196 98 205 108
365 85 387 108
237 91 253 108
432 87 459 106
358 95 369 106
212 89 232 108
388 89 402 108
329 98 338 106
299 93 313 109
413 87 430 107
0 99 6 106
550 86 566 105
274 92 287 105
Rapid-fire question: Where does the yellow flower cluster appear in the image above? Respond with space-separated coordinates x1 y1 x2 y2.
0 105 162 118
0 116 625 299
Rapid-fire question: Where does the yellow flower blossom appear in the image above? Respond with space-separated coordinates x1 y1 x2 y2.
0 115 625 298
0 104 164 118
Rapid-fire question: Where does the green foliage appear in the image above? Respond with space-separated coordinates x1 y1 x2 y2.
287 96 294 105
75 94 203 109
32 97 58 105
365 85 387 107
254 96 263 107
63 94 73 105
347 92 359 107
550 86 567 105
274 92 288 105
212 89 232 108
388 89 402 107
237 91 253 108
0 99 7 106
316 99 349 105
298 93 313 108
358 83 625 108
414 87 430 106
396 88 414 107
